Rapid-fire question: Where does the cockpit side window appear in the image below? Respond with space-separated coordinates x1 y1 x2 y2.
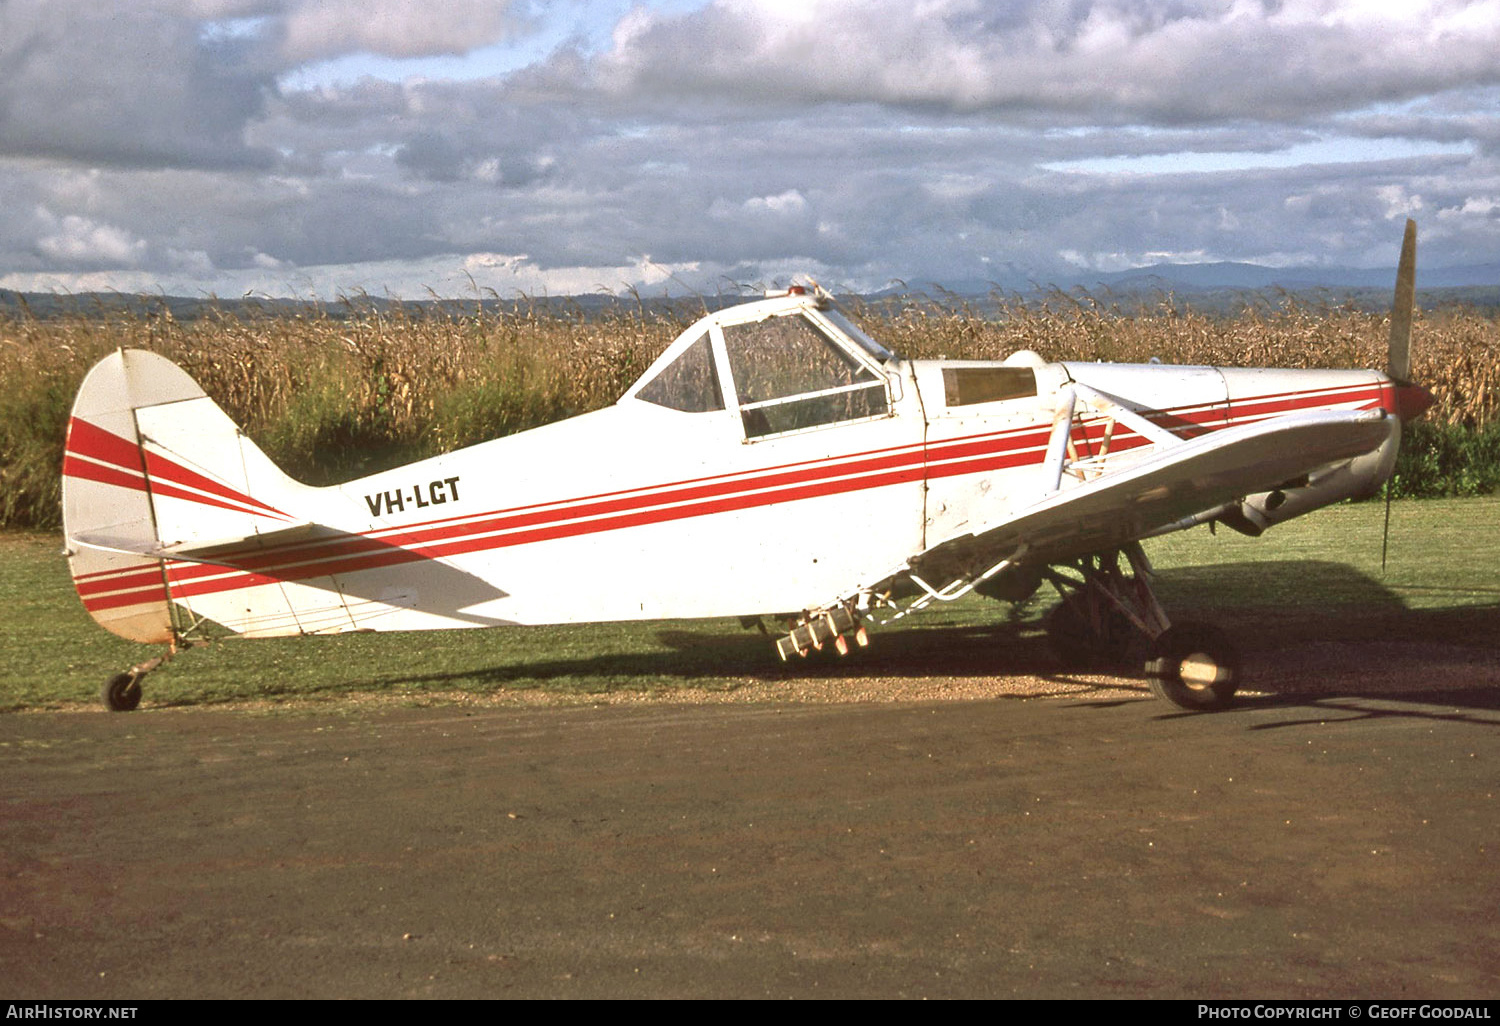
635 333 724 413
722 315 888 438
942 366 1037 407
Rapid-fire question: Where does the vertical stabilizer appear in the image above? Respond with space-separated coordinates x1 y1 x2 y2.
61 349 312 642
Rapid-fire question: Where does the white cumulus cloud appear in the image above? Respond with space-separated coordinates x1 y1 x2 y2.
35 211 148 268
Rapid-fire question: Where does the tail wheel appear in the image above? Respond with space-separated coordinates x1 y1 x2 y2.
101 672 143 712
1145 623 1240 711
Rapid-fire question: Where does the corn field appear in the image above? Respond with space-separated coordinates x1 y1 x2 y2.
2 293 1497 530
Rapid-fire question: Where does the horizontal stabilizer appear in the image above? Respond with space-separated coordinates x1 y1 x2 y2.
72 521 327 569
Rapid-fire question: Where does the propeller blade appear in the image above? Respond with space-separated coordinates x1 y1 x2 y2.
1382 219 1418 575
1388 218 1417 383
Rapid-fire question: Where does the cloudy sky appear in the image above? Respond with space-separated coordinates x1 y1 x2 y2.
2 0 1498 298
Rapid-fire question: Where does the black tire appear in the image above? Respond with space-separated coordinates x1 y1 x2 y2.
1046 600 1136 670
1145 623 1240 711
101 672 143 712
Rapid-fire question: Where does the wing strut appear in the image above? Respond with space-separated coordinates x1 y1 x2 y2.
1044 383 1184 494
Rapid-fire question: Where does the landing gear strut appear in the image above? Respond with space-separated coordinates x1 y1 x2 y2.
1044 544 1241 710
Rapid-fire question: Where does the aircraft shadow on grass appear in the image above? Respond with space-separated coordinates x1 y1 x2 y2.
349 559 1499 718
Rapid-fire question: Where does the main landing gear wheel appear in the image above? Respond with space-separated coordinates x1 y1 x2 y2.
101 672 143 712
1145 622 1241 711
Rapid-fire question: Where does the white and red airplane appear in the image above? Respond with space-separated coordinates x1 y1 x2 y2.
63 223 1432 712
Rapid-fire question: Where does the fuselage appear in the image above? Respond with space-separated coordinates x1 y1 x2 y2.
65 290 1408 640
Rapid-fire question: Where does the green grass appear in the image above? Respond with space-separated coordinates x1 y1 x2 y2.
2 496 1497 712
1145 494 1500 609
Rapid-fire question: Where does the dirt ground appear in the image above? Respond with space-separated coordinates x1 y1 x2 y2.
3 624 1498 999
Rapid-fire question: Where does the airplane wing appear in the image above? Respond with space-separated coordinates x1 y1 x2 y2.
908 408 1394 579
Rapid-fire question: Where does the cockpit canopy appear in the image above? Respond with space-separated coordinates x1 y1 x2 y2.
625 289 897 440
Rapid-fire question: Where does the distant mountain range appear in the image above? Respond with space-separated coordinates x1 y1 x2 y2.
894 259 1499 297
2 259 1496 320
1079 259 1498 292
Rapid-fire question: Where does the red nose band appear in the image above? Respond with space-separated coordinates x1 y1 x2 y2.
1392 383 1434 421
